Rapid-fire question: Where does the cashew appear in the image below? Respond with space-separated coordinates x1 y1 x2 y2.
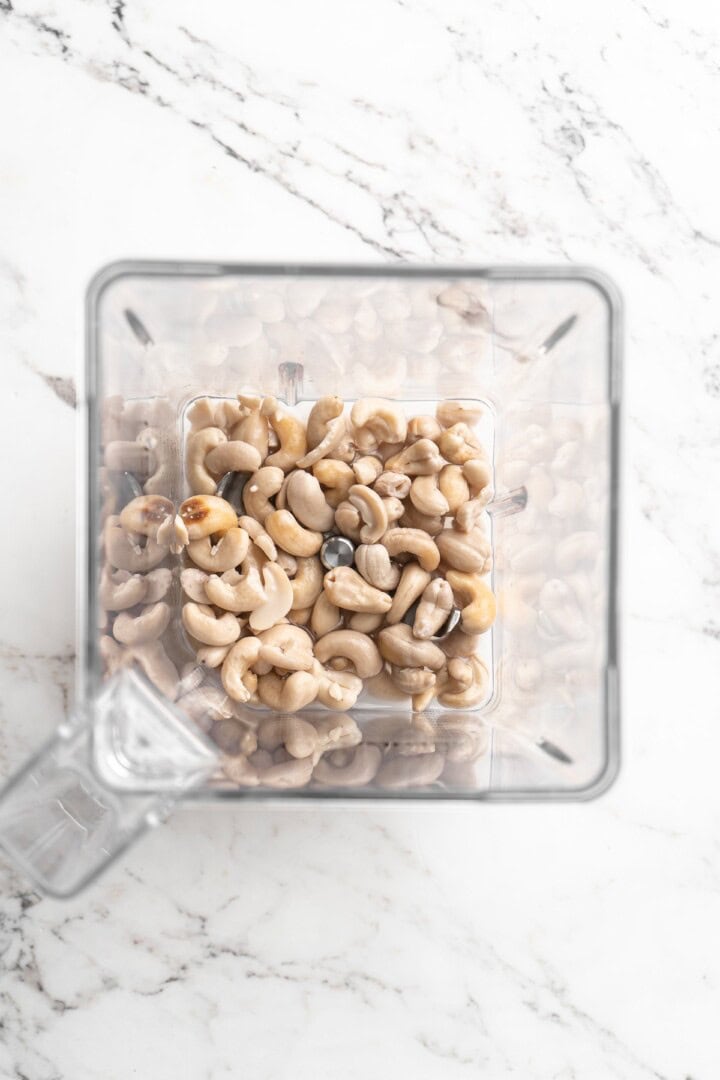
351 456 381 487
311 592 343 637
455 497 492 533
104 440 156 476
258 713 319 756
462 457 493 496
261 396 307 471
438 465 470 515
373 471 412 499
446 570 496 635
400 502 444 536
389 666 437 695
257 624 314 671
412 684 437 713
99 566 147 611
323 566 393 614
248 562 294 631
182 602 241 646
312 660 363 710
438 655 490 708
436 400 483 428
410 474 450 517
113 601 171 645
276 549 298 577
355 543 401 590
179 495 238 540
290 556 324 609
375 752 445 789
414 579 454 638
286 470 335 531
119 495 174 539
187 397 223 432
313 744 382 787
348 484 388 544
384 438 444 476
438 423 483 465
155 514 189 555
436 526 492 573
104 517 168 572
382 528 440 572
230 396 269 459
205 558 266 612
288 605 313 626
221 636 262 702
130 640 179 700
315 630 383 678
377 624 446 669
205 440 262 477
187 527 249 573
407 415 442 443
386 562 432 624
243 466 285 523
347 611 384 633
313 459 354 508
332 431 357 464
439 626 479 658
296 397 346 468
236 516 277 561
186 427 227 494
142 568 172 604
197 642 232 668
265 509 323 557
334 500 363 543
351 398 407 451
181 567 210 603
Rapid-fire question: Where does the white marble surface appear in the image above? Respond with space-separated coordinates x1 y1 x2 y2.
0 0 719 1076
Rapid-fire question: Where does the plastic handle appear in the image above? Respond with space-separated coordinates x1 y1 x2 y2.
0 670 218 898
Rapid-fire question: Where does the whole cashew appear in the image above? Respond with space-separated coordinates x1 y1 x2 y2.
236 515 277 561
354 543 401 590
205 440 262 477
257 624 314 671
182 602 241 647
437 655 490 708
351 398 407 451
290 556 324 609
181 567 210 603
230 396 270 460
373 471 411 499
186 427 227 494
436 526 492 573
205 559 266 613
382 528 440 572
386 562 432 624
377 624 446 670
313 744 382 787
314 630 383 678
179 495 238 539
265 509 323 557
256 670 319 712
187 527 249 573
334 500 363 542
323 566 393 614
258 715 319 756
261 397 307 471
348 484 388 544
313 458 355 508
438 423 484 465
414 578 454 638
243 466 285 523
119 495 174 539
407 415 442 443
375 752 445 789
99 566 147 611
400 502 444 536
446 570 496 635
104 517 168 572
353 456 383 486
311 591 343 637
296 396 347 468
438 465 470 514
312 660 363 710
286 471 335 532
221 637 262 702
410 474 450 517
384 438 444 476
436 400 484 428
113 601 171 645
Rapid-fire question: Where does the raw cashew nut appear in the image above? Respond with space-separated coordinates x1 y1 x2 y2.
186 427 227 494
286 470 335 531
290 556 324 609
348 484 388 544
386 562 432 624
237 516 277 561
455 496 492 533
439 465 470 516
99 567 147 611
205 440 262 477
382 528 440 572
414 578 454 638
438 423 484 465
182 602 241 647
375 752 445 789
400 502 444 536
389 666 437 695
313 745 383 787
436 400 483 428
221 637 262 702
353 456 383 486
257 671 319 713
187 527 249 573
257 624 314 672
205 558 266 613
311 592 343 637
312 660 363 710
354 543 401 590
104 517 168 572
410 474 450 517
276 549 298 577
407 415 442 443
384 438 444 476
313 459 354 508
119 495 174 539
264 509 323 558
296 396 346 468
248 562 294 631
334 500 363 543
243 466 285 523
377 624 446 670
181 567 210 603
373 471 411 499
113 601 171 645
351 398 407 451
323 566 393 614
289 606 313 626
438 655 490 708
347 611 384 633
314 630 383 678
436 526 492 573
258 714 319 755
197 643 232 668
179 495 238 539
446 570 496 635
463 457 493 497
261 397 307 471
230 396 270 460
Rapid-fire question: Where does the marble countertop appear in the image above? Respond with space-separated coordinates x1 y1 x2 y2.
1 0 719 1076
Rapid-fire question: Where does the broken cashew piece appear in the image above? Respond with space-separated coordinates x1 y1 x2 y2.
286 470 335 532
323 566 393 614
446 570 497 635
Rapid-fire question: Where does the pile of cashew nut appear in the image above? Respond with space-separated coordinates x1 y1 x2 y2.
99 393 496 790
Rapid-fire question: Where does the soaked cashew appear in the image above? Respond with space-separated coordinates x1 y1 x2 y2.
205 440 262 477
231 396 270 460
375 752 445 789
197 643 232 669
312 661 363 710
286 470 335 531
348 484 388 544
446 570 496 635
383 496 405 524
437 655 490 708
249 562 294 631
289 605 313 626
180 567 210 603
179 495 238 540
407 415 442 443
436 400 483 428
296 395 346 468
243 466 285 523
187 527 249 573
265 509 323 557
186 427 227 494
389 666 437 695
414 579 454 638
347 611 384 633
290 556 324 609
323 566 393 614
410 474 450 517
182 602 241 647
221 637 262 703
311 592 343 637
258 715 319 756
377 624 446 670
105 517 168 573
313 459 354 508
257 624 314 671
334 500 363 543
276 549 298 577
355 544 401 590
130 640 180 701
119 495 174 539
351 398 407 450
436 526 492 573
382 528 440 572
261 396 307 471
438 423 484 465
113 601 171 645
99 567 147 611
386 562 432 625
373 471 411 499
438 465 470 515
384 438 444 476
353 456 383 486
236 516 277 561
400 502 444 536
314 630 383 678
205 559 266 613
